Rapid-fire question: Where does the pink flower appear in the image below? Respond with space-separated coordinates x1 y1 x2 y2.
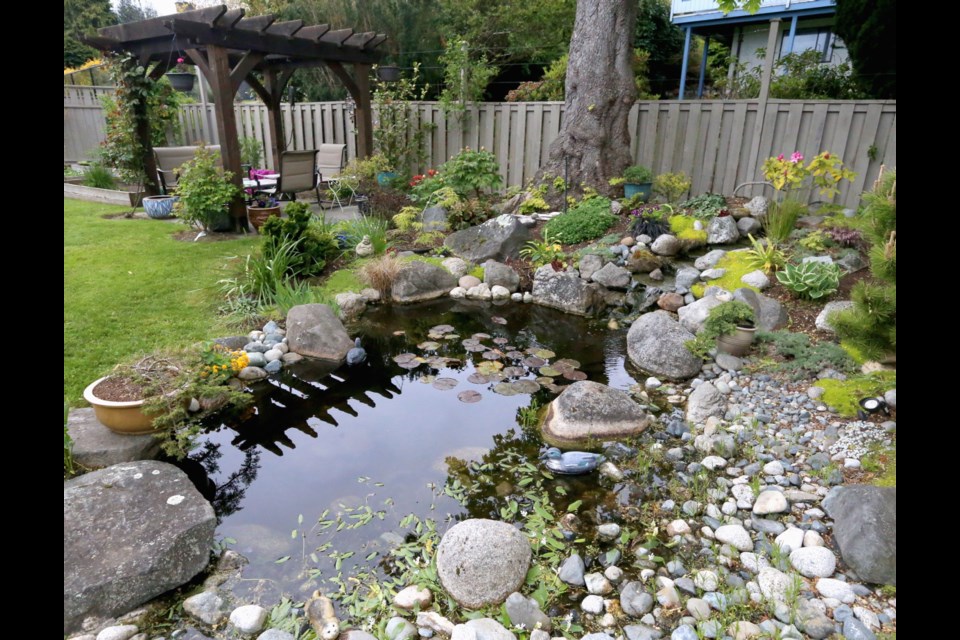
777 154 784 161
177 57 185 64
791 152 804 163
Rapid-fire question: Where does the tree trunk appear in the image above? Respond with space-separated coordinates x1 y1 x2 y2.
536 0 637 199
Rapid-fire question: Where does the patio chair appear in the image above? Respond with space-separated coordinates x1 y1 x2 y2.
271 150 322 202
154 145 221 193
316 143 350 208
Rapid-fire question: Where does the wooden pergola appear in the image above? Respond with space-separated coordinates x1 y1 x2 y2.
86 4 385 222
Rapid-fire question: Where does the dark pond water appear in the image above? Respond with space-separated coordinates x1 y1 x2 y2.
190 299 649 600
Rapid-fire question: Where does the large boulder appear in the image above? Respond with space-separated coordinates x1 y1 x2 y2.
674 267 701 293
815 300 854 333
542 381 650 446
732 288 788 331
626 311 703 380
67 408 160 468
694 249 728 271
650 234 681 257
444 215 532 263
391 260 458 303
286 304 354 362
422 206 449 232
823 486 897 585
626 250 663 274
437 519 531 609
707 216 740 244
677 295 724 334
64 461 216 633
532 265 606 316
591 263 632 290
483 260 521 292
579 254 605 280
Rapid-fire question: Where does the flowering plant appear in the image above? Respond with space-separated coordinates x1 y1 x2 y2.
410 168 446 204
198 343 249 384
171 56 192 73
762 151 856 198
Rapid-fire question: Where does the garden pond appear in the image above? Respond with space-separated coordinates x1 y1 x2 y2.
187 298 663 604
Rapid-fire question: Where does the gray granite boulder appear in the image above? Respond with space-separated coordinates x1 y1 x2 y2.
67 408 160 468
437 519 531 609
532 265 606 316
391 260 458 303
732 288 788 331
444 215 531 263
626 311 702 380
64 461 216 633
483 260 521 292
286 304 354 362
542 381 650 446
707 216 740 244
823 486 897 585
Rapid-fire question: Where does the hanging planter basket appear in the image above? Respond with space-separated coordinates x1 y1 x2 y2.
376 65 401 82
166 72 195 92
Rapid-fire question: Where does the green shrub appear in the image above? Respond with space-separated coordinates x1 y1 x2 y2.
173 145 240 230
260 203 338 277
816 372 897 417
519 194 551 215
755 330 856 379
685 300 756 358
830 282 896 361
623 165 653 183
679 192 727 219
653 172 691 203
441 148 503 199
799 229 830 252
239 137 264 168
543 197 617 244
83 162 116 189
669 214 707 244
519 234 567 267
776 261 841 299
744 234 787 272
448 198 493 230
763 198 806 243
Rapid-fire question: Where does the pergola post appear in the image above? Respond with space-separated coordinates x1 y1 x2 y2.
206 44 246 225
353 64 373 158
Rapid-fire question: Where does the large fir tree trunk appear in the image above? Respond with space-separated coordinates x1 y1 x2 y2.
536 0 637 198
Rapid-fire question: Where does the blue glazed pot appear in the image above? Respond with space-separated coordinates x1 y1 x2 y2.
624 182 652 202
376 171 398 186
143 195 178 219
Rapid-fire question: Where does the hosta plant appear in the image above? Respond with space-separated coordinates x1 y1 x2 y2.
776 261 841 299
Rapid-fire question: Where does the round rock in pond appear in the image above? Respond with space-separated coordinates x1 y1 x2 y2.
436 519 531 609
542 380 650 446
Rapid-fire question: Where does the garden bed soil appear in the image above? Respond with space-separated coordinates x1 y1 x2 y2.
94 376 149 402
764 267 875 337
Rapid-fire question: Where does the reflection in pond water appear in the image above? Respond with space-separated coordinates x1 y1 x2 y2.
196 298 643 599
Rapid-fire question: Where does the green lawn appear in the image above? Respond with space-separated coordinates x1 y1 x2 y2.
64 199 258 405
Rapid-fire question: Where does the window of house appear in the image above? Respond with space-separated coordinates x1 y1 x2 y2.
780 27 835 62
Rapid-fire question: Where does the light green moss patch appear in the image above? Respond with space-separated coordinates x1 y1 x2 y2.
815 371 897 417
669 215 708 243
694 250 760 297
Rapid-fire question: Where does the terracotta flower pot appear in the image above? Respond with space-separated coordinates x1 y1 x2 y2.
83 376 162 435
247 205 281 232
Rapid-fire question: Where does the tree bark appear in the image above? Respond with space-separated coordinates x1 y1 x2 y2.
536 0 638 198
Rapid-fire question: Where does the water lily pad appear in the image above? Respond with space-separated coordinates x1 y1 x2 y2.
392 330 406 336
539 366 562 377
536 376 555 385
503 366 526 378
544 383 565 394
486 371 506 382
512 380 541 394
458 390 482 403
444 334 460 340
491 316 508 325
393 353 417 364
554 358 581 369
418 341 441 351
468 373 490 384
472 333 491 340
505 351 525 360
481 351 502 360
426 356 450 368
419 375 437 384
523 356 547 368
534 348 556 359
398 360 421 370
563 370 588 381
476 361 504 375
432 377 459 391
464 343 488 353
493 382 521 396
431 324 455 334
493 337 509 345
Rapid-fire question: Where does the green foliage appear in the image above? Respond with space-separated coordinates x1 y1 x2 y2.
392 206 422 233
744 234 787 272
373 62 435 174
755 330 856 379
860 169 897 281
720 49 868 100
799 229 830 252
338 215 389 256
862 444 897 488
776 261 841 299
623 165 653 184
668 214 707 244
816 372 897 417
439 37 499 115
652 172 691 203
679 192 727 219
543 197 617 244
173 145 240 230
686 300 756 358
831 282 897 361
519 194 551 215
64 403 75 476
239 137 264 168
64 0 116 67
505 55 567 101
763 198 806 244
635 0 685 95
835 0 897 98
99 53 183 189
690 250 762 297
260 203 339 277
519 234 567 267
82 163 116 189
448 197 493 231
440 148 503 199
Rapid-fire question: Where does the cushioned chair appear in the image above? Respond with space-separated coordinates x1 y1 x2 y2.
154 145 222 193
272 150 322 202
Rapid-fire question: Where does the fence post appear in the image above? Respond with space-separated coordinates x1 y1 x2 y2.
745 18 782 193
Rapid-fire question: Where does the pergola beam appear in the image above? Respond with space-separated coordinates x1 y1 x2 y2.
99 5 226 41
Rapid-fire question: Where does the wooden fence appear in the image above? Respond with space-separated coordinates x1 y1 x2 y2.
65 88 896 208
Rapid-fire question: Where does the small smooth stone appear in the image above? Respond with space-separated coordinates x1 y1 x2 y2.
257 631 295 640
559 554 586 586
753 491 789 515
763 461 785 476
597 523 621 540
816 578 855 604
264 360 282 374
230 605 268 635
246 352 267 368
604 565 624 583
775 527 805 553
853 606 880 630
687 598 711 620
670 625 698 640
585 572 614 595
183 591 226 625
96 627 139 640
715 524 753 552
728 621 762 639
803 530 824 547
656 585 681 608
694 570 720 592
581 595 605 614
667 519 691 536
790 546 837 578
394 585 432 610
843 618 877 640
